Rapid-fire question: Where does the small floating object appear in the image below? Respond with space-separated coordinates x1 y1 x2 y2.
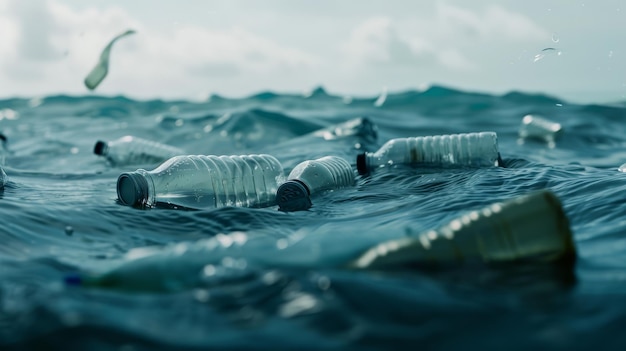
84 29 136 90
350 190 575 269
518 114 562 143
618 163 626 172
374 86 387 107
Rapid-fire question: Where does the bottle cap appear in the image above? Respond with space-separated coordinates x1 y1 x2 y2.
117 172 149 207
276 180 312 211
93 141 107 155
0 133 6 143
356 153 368 175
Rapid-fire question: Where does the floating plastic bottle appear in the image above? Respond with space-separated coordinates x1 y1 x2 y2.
94 135 185 166
1 133 7 188
263 117 378 169
117 154 285 210
350 190 575 269
356 131 501 175
518 114 562 143
276 156 355 211
0 132 7 166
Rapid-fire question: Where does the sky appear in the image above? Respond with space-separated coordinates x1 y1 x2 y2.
0 0 624 103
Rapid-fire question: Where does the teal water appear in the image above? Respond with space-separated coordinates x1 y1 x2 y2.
1 86 626 350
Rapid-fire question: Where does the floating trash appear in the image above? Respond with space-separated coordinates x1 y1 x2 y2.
374 86 387 107
533 47 562 62
84 29 136 90
518 114 562 144
618 163 626 172
350 190 575 269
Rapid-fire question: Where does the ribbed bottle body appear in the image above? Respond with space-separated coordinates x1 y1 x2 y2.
352 190 575 269
95 136 184 166
289 156 354 194
117 154 285 210
360 131 500 174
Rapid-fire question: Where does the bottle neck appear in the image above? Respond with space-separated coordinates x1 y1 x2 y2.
116 169 155 208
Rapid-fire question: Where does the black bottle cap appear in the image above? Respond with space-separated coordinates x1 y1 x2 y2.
0 133 6 143
276 180 312 212
117 173 149 208
94 141 107 155
356 153 368 175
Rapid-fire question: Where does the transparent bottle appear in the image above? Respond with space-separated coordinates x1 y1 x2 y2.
0 132 7 166
117 154 285 210
350 190 576 269
94 135 185 166
1 133 7 188
518 114 562 143
276 156 355 211
356 131 501 175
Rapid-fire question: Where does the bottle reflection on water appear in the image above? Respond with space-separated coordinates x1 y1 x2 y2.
117 154 285 210
351 190 575 269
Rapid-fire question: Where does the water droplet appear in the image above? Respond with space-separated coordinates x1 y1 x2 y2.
276 238 288 249
552 33 560 43
202 264 216 277
65 226 74 236
175 119 184 127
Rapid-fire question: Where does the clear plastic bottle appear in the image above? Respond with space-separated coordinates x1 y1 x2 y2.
356 131 501 175
518 114 562 143
0 132 7 166
350 190 575 269
94 135 185 166
1 133 8 188
276 156 355 211
117 154 285 210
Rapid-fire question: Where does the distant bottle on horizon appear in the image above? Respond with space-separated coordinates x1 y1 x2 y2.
276 156 355 211
117 154 285 210
518 114 562 144
356 131 502 175
350 189 576 269
94 135 185 167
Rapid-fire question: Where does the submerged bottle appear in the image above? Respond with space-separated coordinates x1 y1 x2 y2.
356 131 501 175
94 135 185 166
350 190 575 269
117 154 285 210
276 156 355 211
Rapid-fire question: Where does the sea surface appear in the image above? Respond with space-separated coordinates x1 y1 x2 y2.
1 86 626 350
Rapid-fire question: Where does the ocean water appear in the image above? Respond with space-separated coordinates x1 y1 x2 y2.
1 85 626 350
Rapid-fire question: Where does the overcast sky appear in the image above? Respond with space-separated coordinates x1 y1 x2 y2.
0 0 624 103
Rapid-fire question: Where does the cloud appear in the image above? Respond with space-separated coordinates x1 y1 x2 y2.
343 4 548 72
0 0 320 98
